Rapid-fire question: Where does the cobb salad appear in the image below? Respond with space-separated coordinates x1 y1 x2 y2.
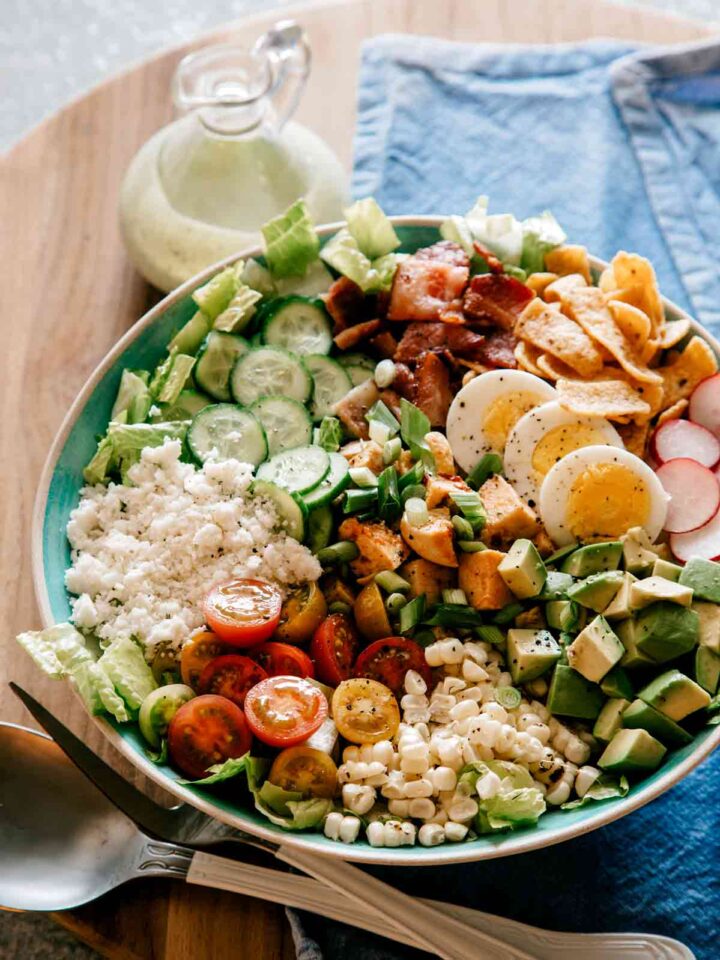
20 197 720 850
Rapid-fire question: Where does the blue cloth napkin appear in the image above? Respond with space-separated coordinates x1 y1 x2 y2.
290 36 720 960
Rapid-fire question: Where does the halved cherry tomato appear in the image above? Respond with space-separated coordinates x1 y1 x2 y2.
321 575 356 608
203 578 282 646
274 583 327 644
244 676 327 748
198 654 268 707
180 631 225 689
353 637 431 698
250 642 314 679
167 694 251 780
268 746 337 799
310 614 359 686
332 678 400 744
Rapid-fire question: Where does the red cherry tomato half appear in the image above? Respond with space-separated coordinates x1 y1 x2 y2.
244 676 328 748
198 654 268 707
203 578 282 646
353 637 432 698
310 614 359 687
250 642 315 679
167 694 251 780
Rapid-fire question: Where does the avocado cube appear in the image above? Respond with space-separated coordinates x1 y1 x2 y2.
679 557 720 602
630 577 693 611
693 601 720 654
634 602 699 663
639 669 711 721
695 646 720 695
601 665 634 700
545 600 585 633
602 572 637 620
620 527 659 575
498 539 547 599
507 628 561 683
593 697 630 742
598 728 666 773
567 615 624 683
621 698 693 747
539 571 575 600
616 619 657 669
567 571 625 613
652 558 683 582
546 663 605 719
561 541 623 577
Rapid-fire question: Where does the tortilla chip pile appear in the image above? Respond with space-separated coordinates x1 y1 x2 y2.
514 247 717 457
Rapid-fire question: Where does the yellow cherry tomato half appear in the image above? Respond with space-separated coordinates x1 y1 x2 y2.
353 581 392 641
268 746 338 799
274 583 327 644
331 678 400 744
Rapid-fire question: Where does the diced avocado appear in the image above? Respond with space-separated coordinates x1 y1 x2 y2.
507 628 561 683
567 571 625 613
598 728 666 773
652 558 682 582
695 645 720 695
545 600 585 633
621 698 693 747
593 697 630 742
567 615 624 683
634 602 699 663
561 541 623 577
498 539 547 599
601 665 634 700
679 557 720 602
639 669 711 721
539 571 575 600
602 572 637 620
692 602 720 654
616 619 657 669
620 527 659 575
629 576 693 611
546 663 605 719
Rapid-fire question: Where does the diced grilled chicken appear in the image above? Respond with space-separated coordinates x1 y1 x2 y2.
400 507 458 568
459 549 514 610
333 379 380 439
338 517 409 580
424 474 470 509
400 558 455 605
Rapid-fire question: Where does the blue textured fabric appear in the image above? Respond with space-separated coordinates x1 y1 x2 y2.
290 36 720 960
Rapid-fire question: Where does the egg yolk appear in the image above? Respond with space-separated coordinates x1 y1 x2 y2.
531 424 610 481
567 463 650 541
483 392 544 451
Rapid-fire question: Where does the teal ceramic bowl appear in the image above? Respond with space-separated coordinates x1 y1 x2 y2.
33 217 720 865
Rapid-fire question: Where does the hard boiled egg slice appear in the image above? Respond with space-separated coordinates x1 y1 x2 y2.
539 445 669 546
446 370 556 472
504 401 624 507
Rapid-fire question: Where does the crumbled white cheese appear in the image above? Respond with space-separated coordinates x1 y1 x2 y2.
65 439 321 656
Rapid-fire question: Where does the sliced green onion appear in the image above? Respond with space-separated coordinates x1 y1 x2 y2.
349 467 378 488
399 595 426 635
374 570 411 594
385 592 408 615
476 625 505 646
452 516 474 541
343 488 378 514
377 466 402 523
382 437 402 465
404 497 429 528
458 540 487 553
366 399 400 437
398 460 425 491
328 601 352 615
316 541 360 565
400 398 435 471
450 491 486 532
495 686 522 709
442 589 468 605
317 416 343 453
493 601 524 625
374 359 397 389
424 604 483 628
368 420 392 446
466 453 503 490
401 484 426 504
413 629 437 648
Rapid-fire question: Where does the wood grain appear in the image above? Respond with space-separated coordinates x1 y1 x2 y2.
0 0 709 956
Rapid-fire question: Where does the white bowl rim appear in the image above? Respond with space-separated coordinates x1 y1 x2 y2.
31 215 720 866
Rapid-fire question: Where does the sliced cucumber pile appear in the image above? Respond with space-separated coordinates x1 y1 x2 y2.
261 297 333 356
256 445 330 495
302 452 350 509
249 395 313 456
188 404 267 465
151 389 211 423
304 355 352 421
231 346 312 407
194 331 248 402
306 504 334 553
251 479 307 541
337 352 375 386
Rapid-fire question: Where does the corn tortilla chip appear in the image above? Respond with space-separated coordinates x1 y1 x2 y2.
514 340 546 378
656 318 691 350
660 336 718 408
610 252 665 334
608 300 651 348
617 420 650 458
599 265 617 294
525 272 558 296
556 377 652 420
657 398 689 426
536 352 578 381
544 273 587 303
545 245 592 284
515 298 605 377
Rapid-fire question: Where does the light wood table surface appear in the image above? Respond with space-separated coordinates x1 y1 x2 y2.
1 0 712 957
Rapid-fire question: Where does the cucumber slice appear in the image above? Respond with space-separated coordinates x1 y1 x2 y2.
230 346 312 407
337 353 375 370
194 331 249 402
151 389 212 423
262 297 333 356
345 364 374 386
302 452 351 509
249 395 313 457
307 505 334 553
188 404 267 466
256 445 330 495
305 355 352 421
252 479 307 541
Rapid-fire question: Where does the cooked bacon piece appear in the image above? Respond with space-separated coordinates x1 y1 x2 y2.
394 322 486 364
391 363 417 401
333 319 383 351
333 379 380 439
414 353 453 427
438 299 466 324
388 243 470 322
462 274 534 330
473 242 504 274
477 330 519 369
369 329 398 359
324 277 374 333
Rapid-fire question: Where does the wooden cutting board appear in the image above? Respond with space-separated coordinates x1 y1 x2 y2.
1 0 710 956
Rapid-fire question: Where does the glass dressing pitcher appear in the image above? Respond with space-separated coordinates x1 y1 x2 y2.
119 21 348 292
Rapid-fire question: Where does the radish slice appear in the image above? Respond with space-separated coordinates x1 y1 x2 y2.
656 458 720 534
671 506 720 562
689 374 720 437
652 419 720 468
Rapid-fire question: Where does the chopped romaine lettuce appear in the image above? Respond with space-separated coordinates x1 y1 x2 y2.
97 637 157 713
72 660 130 723
344 198 400 260
257 779 303 816
320 229 400 293
169 310 213 356
99 421 187 485
459 759 546 833
262 200 320 278
179 754 251 785
151 353 196 405
242 258 276 297
255 792 332 830
111 370 151 424
520 211 567 274
439 215 475 256
561 774 629 810
83 436 116 485
16 623 92 679
213 284 262 333
275 259 335 297
317 416 343 452
192 265 240 320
